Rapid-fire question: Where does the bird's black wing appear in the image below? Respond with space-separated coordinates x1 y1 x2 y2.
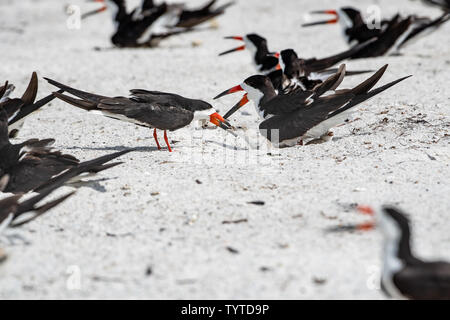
129 89 187 104
260 89 315 115
8 90 63 128
1 98 24 121
0 108 11 150
176 0 235 28
397 12 450 49
45 78 110 105
354 17 412 58
311 64 346 98
20 72 38 105
259 92 354 143
394 262 450 299
34 149 132 194
3 150 79 194
304 38 376 72
97 98 194 131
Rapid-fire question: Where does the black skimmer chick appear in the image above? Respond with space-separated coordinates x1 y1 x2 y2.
303 7 450 57
44 78 230 152
87 0 234 47
328 205 450 300
214 64 410 147
0 108 131 194
0 72 61 138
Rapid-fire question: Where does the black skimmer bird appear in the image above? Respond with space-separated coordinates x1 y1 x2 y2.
0 72 61 138
44 77 230 152
219 34 280 74
219 33 373 91
328 205 450 300
0 108 131 194
214 64 410 147
85 0 234 47
303 7 450 57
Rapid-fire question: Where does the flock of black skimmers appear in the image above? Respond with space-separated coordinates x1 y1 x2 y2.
1 0 449 299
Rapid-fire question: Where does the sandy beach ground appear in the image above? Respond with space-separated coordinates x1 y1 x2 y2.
0 0 449 299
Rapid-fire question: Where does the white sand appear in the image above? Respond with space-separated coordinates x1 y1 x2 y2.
0 0 449 299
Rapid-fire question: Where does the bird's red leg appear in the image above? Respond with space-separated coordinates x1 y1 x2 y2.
153 128 161 150
163 130 172 152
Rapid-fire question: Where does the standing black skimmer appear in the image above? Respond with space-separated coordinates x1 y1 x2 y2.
303 7 450 57
214 64 410 147
0 72 61 138
85 0 234 47
328 205 450 300
44 78 230 152
219 33 373 91
0 108 131 194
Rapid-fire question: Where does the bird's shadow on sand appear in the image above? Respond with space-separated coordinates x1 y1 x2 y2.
68 177 119 193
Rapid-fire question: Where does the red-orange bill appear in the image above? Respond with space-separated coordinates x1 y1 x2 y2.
302 10 339 27
223 94 249 119
219 45 246 56
210 112 232 130
214 84 244 99
326 222 375 233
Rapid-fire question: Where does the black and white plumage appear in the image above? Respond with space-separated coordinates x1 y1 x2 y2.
44 77 231 152
0 72 60 138
278 42 374 90
0 108 131 194
86 0 234 47
219 33 373 93
303 7 450 57
328 206 450 300
214 64 410 147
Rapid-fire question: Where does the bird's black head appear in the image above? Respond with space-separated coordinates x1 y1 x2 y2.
243 75 274 92
339 7 364 28
280 49 302 79
246 34 267 50
280 49 298 67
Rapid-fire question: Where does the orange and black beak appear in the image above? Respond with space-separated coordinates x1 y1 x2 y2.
214 84 244 100
81 0 107 20
214 84 248 119
326 205 376 233
209 112 232 131
219 36 246 56
302 10 339 27
223 94 249 119
326 222 375 233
